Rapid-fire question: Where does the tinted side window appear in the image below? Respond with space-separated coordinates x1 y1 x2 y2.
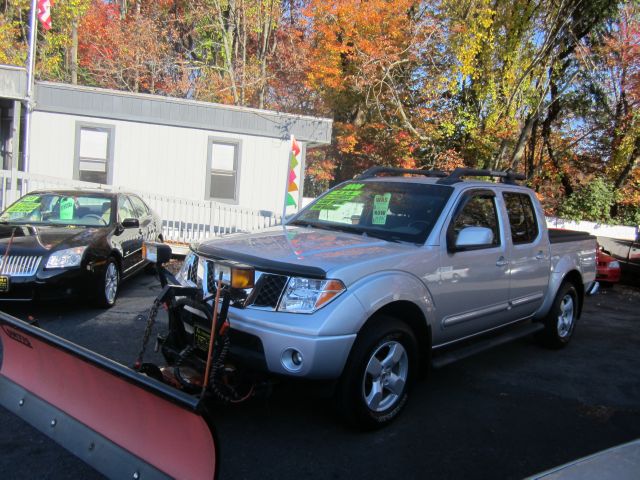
503 192 539 244
118 196 137 222
451 194 500 247
129 196 149 217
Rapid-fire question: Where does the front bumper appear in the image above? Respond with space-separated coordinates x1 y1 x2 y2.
0 267 89 302
226 294 363 380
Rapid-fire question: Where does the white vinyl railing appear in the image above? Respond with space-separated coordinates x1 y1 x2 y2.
0 169 281 243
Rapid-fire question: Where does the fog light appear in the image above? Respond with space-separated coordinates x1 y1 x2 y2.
281 348 304 372
292 351 303 366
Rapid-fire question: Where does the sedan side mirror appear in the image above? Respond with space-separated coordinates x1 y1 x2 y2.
453 226 494 251
121 218 140 229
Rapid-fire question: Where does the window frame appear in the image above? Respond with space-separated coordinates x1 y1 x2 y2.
129 194 150 218
502 191 540 245
205 137 241 204
73 122 115 185
117 194 138 223
446 189 502 252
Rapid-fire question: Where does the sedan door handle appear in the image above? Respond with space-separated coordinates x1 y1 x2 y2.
496 257 508 267
535 251 545 260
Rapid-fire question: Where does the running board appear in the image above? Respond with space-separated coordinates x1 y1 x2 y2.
432 322 544 369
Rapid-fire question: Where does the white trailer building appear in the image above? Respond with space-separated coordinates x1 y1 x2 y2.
0 65 332 217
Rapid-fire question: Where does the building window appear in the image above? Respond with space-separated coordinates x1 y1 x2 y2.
75 123 114 184
207 138 240 202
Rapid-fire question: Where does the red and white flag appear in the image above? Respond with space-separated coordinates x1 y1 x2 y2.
37 0 54 31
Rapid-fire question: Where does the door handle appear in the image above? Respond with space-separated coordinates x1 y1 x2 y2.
496 257 508 267
535 251 545 260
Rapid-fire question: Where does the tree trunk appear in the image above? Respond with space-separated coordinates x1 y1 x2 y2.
509 114 537 171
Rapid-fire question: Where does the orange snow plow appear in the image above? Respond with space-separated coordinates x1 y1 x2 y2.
0 311 219 480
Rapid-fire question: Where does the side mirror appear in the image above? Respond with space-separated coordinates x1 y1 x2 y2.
453 226 494 251
143 242 172 266
121 218 140 229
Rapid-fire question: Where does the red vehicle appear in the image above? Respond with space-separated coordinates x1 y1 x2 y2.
596 248 621 285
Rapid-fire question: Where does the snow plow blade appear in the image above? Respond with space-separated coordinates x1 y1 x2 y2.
0 311 218 480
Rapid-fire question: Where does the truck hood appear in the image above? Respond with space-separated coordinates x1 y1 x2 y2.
194 226 418 279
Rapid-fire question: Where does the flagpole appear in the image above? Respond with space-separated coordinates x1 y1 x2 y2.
23 0 38 174
282 135 294 223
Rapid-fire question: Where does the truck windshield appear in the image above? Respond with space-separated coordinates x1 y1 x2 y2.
291 181 453 244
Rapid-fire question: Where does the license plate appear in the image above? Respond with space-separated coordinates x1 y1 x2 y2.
193 325 211 352
0 276 9 293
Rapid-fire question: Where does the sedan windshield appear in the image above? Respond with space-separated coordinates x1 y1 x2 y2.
291 181 453 244
0 193 114 227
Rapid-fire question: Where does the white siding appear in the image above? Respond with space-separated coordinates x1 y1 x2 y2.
29 111 298 214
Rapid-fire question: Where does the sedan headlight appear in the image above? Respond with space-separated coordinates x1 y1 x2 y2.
45 246 87 269
608 261 620 269
278 277 346 313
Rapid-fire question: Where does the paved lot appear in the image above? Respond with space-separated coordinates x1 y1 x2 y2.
0 273 639 480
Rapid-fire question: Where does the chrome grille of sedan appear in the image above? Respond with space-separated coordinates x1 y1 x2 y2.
0 255 42 276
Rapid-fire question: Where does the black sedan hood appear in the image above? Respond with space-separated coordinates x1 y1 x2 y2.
0 224 106 254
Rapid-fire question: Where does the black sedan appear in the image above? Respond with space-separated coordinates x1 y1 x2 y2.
0 190 163 307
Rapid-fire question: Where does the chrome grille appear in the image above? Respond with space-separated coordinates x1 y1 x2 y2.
206 260 216 294
249 274 288 308
0 255 42 276
186 255 198 284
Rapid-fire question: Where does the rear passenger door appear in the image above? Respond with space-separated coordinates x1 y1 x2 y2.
117 195 144 273
502 191 550 318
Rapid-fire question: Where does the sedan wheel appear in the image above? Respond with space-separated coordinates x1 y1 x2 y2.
95 258 119 308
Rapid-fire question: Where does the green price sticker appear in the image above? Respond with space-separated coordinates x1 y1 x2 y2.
372 193 391 225
310 183 365 211
59 197 76 220
5 195 41 214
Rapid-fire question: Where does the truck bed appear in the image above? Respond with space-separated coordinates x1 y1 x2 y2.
548 228 595 244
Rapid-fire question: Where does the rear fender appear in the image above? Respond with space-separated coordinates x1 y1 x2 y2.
0 312 218 480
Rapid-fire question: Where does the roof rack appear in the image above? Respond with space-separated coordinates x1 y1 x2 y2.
437 168 525 185
356 166 449 180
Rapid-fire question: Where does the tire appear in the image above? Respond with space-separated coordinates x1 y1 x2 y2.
537 282 579 349
95 258 120 308
335 315 417 430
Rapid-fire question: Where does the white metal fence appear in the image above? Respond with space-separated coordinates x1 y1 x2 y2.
0 169 282 243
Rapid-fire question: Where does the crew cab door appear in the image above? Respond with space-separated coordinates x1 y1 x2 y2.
434 189 511 343
501 191 550 318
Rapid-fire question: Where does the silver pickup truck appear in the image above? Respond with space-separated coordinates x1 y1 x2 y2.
178 167 597 428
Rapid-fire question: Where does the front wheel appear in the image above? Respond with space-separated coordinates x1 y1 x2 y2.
95 258 120 308
537 282 579 349
335 316 417 430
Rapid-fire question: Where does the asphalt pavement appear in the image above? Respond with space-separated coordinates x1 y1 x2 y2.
0 272 639 480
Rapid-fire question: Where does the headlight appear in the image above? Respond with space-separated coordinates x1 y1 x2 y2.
278 277 346 313
45 246 87 269
608 261 620 269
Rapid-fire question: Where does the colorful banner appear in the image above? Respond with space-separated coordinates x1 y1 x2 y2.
37 0 54 31
284 135 301 214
